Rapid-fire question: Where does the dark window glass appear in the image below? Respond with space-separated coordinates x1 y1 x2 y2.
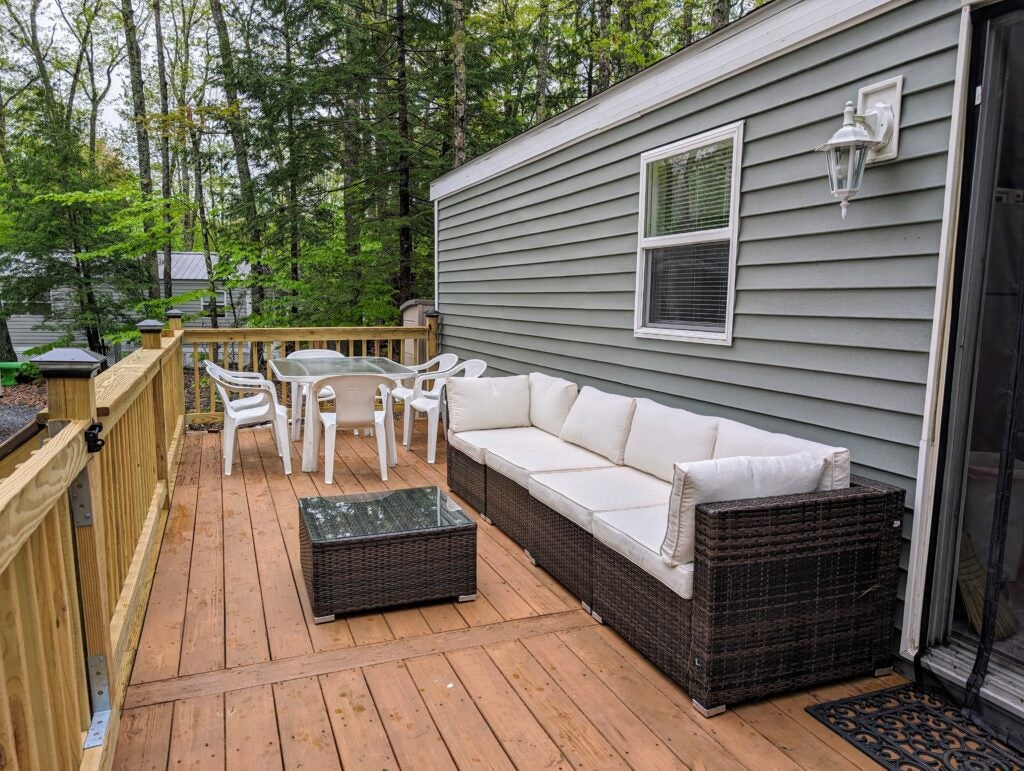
645 241 730 333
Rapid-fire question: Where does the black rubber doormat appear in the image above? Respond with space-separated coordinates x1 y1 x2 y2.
806 684 1024 769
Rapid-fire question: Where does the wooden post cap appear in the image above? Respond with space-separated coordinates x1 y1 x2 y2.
137 319 165 349
31 348 104 379
424 309 440 319
164 309 183 319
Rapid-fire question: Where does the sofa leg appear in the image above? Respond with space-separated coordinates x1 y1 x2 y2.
692 700 726 718
874 666 894 677
524 549 536 566
581 600 592 614
313 614 336 625
590 609 603 624
480 513 493 525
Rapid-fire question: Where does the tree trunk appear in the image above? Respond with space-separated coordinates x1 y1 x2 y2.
452 0 467 168
189 117 218 329
710 0 731 30
534 0 549 123
119 0 159 299
682 0 694 46
208 0 266 314
396 0 413 304
153 0 174 299
0 317 15 362
596 0 611 92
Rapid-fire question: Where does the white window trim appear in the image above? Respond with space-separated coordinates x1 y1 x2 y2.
633 120 744 345
200 289 229 313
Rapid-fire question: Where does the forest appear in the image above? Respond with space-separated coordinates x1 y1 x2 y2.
0 0 766 357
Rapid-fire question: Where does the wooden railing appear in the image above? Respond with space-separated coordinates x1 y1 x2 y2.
182 319 438 423
0 315 435 768
0 318 186 770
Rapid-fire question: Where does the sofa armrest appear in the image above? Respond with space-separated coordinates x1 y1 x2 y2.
687 476 905 708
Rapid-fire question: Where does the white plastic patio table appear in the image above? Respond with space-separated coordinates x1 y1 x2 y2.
269 356 415 473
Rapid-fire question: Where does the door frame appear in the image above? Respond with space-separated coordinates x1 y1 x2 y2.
903 0 1024 659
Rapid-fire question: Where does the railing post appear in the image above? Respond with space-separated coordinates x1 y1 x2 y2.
32 348 113 747
165 308 183 332
139 320 170 484
426 309 440 362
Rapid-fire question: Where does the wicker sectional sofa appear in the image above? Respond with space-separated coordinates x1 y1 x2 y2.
445 372 905 715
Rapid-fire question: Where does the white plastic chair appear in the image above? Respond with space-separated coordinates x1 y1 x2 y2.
405 359 487 463
205 362 292 476
393 353 458 426
287 349 346 440
314 374 397 484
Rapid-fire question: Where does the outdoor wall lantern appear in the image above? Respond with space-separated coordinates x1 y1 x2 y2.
816 77 903 220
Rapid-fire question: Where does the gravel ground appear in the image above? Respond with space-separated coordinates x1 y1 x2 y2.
0 405 41 444
0 382 46 443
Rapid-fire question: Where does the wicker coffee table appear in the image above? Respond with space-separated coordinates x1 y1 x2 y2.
298 486 477 623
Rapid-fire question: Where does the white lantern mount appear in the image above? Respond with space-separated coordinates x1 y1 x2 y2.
816 100 896 220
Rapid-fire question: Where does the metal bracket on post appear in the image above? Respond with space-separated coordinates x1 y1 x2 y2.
83 655 111 749
68 467 95 528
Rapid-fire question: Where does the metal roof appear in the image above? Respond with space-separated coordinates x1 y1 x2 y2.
158 252 251 281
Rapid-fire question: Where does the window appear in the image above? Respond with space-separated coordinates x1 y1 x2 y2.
634 122 743 344
200 290 229 316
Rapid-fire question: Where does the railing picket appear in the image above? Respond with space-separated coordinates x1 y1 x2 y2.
12 551 61 769
0 652 20 771
0 567 42 770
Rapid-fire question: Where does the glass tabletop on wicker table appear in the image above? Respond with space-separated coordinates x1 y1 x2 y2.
298 486 477 622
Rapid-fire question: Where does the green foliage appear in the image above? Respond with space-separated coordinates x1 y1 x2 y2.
0 0 765 346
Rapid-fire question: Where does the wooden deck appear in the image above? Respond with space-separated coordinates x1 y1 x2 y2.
114 423 898 770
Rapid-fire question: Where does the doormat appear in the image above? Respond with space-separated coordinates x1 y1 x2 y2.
806 684 1024 770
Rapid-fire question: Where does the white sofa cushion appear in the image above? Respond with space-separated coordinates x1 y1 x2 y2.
661 452 825 566
623 399 718 482
484 437 612 488
559 386 637 464
448 427 553 464
712 419 850 490
529 372 578 436
592 507 694 600
446 376 531 433
528 466 671 532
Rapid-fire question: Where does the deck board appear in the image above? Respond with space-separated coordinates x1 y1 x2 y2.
116 424 893 769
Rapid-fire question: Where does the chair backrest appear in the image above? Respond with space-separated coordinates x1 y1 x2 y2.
418 358 487 399
313 374 393 430
420 353 458 372
287 349 346 359
205 360 262 381
205 365 276 417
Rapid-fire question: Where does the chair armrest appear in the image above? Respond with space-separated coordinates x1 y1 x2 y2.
687 476 905 707
412 368 455 400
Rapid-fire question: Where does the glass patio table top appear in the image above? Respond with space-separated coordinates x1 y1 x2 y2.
269 355 414 380
299 486 472 542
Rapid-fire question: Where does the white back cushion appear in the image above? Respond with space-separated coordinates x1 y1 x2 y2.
558 386 637 464
623 399 719 482
712 419 850 490
529 372 579 435
660 452 825 566
446 376 531 433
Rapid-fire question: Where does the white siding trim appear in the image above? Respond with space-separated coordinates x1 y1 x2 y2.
901 6 972 660
634 121 743 346
434 200 440 310
430 0 913 201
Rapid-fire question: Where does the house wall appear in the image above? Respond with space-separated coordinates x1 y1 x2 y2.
434 0 963 633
